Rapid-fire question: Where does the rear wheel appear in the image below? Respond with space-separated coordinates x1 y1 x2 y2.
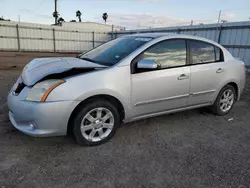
73 100 120 146
211 85 236 116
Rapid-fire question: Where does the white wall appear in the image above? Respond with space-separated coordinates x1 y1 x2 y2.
0 21 112 52
61 22 122 32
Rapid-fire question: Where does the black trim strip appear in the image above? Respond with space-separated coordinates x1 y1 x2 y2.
134 94 189 106
223 45 250 49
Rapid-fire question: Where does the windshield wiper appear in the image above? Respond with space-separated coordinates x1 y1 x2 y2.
80 57 112 66
80 57 96 63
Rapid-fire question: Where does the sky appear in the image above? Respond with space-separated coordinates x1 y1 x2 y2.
0 0 249 29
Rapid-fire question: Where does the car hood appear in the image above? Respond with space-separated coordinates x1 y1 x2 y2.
21 57 106 86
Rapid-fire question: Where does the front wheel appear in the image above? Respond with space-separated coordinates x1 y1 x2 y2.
73 100 120 146
211 85 236 116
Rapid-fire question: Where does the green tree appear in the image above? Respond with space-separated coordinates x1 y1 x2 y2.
58 17 65 26
102 13 108 24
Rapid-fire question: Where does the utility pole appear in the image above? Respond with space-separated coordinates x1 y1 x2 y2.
217 10 221 24
54 0 58 25
190 20 193 26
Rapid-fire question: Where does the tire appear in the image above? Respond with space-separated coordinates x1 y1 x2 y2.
73 100 120 146
211 85 236 116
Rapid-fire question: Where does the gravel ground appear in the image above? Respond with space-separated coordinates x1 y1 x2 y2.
0 53 250 188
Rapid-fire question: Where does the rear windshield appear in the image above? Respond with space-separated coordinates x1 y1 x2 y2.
80 36 153 66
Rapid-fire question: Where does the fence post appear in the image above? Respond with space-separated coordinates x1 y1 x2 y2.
217 26 223 44
16 24 21 52
92 31 95 48
53 28 56 52
111 25 114 39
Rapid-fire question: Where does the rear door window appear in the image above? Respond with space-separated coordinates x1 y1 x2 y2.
189 40 223 64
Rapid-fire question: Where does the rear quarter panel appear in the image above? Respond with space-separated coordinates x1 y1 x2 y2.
213 59 245 102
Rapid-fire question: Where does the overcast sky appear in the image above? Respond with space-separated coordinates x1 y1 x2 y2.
0 0 249 29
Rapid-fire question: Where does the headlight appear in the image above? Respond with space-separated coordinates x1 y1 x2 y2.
26 79 65 102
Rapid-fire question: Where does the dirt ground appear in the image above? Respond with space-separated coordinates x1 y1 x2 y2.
0 52 250 188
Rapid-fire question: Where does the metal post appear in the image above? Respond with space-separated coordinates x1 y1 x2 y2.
111 25 114 39
54 0 58 25
217 10 221 24
53 28 56 52
92 31 95 48
190 20 193 26
16 24 21 52
217 26 223 44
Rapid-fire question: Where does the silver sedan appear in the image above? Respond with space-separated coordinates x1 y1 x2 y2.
8 33 246 146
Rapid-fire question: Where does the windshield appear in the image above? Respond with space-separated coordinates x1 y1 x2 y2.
80 36 153 66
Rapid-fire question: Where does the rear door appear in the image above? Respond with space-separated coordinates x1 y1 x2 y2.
188 40 226 106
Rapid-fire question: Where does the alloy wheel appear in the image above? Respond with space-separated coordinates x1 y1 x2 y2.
80 107 115 142
219 89 234 113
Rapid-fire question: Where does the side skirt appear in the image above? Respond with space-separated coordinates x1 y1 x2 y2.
124 103 212 123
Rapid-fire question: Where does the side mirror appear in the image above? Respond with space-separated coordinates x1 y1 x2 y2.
137 59 158 69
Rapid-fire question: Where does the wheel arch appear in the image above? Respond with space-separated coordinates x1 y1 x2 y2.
227 82 239 100
213 81 240 104
67 94 125 135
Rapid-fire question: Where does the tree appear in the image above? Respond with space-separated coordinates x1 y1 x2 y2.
0 16 11 21
58 17 65 26
102 13 108 24
76 10 82 22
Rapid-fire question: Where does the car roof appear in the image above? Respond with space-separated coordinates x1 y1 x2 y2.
127 32 212 41
126 32 224 48
128 32 179 38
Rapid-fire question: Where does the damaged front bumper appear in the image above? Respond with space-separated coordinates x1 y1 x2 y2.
7 86 80 137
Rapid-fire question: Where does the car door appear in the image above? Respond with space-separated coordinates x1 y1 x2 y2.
188 39 226 106
131 39 191 118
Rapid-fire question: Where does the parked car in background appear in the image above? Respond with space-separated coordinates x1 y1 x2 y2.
8 33 246 146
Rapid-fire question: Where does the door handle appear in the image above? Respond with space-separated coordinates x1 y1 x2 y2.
178 74 189 80
216 68 224 73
